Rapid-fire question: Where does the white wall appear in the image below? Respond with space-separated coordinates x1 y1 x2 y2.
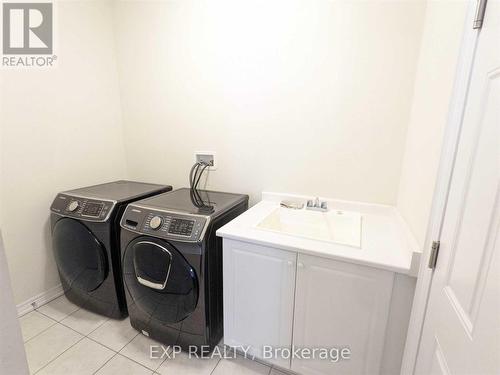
0 0 466 316
0 58 28 374
0 0 128 304
397 0 469 246
0 232 29 375
113 0 426 205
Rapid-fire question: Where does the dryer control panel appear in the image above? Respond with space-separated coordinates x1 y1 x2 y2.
50 194 115 222
120 205 209 243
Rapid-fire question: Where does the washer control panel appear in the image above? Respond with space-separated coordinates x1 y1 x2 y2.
168 218 194 236
50 194 115 222
121 205 208 243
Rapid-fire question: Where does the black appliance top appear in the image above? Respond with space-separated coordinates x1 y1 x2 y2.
133 188 248 218
63 180 171 203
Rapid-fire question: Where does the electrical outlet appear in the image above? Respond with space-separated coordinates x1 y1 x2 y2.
195 151 217 170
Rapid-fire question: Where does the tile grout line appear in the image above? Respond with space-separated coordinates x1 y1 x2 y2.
32 323 87 375
30 305 161 373
35 306 83 328
91 351 119 375
83 318 130 374
31 311 112 374
35 306 80 322
115 334 167 373
31 315 148 374
22 312 59 344
208 357 222 375
27 298 162 374
87 325 161 373
57 310 109 337
86 329 139 354
121 351 163 374
83 318 110 336
30 316 124 375
120 334 174 373
57 318 106 338
27 308 273 375
24 302 80 373
83 335 119 353
153 350 168 373
35 297 81 322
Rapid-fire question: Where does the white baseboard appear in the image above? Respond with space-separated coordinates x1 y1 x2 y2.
17 284 64 317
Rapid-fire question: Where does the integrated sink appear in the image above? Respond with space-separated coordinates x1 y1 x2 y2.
256 207 362 248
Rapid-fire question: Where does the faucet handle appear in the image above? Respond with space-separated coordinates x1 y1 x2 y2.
305 198 328 212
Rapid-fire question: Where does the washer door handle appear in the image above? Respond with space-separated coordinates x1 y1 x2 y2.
136 276 166 290
133 241 172 291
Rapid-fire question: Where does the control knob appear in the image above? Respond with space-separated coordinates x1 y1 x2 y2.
150 216 163 230
68 201 79 212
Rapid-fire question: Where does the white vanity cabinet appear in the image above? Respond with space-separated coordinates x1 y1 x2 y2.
222 239 297 368
223 239 395 374
292 254 394 375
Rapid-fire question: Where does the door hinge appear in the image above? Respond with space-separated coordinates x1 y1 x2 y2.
473 0 488 29
428 241 440 269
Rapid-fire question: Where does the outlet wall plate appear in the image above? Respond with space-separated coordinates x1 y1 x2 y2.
194 151 217 170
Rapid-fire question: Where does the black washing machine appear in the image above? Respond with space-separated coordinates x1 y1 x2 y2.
50 181 172 318
120 188 248 350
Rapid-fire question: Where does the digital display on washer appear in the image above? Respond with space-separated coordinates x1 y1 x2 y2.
82 202 104 217
168 218 195 236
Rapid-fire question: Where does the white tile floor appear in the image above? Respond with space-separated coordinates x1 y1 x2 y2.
21 295 287 375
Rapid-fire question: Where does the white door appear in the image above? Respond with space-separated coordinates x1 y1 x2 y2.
415 3 500 374
222 239 296 368
291 254 393 375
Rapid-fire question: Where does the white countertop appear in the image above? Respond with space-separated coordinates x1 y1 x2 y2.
217 192 421 276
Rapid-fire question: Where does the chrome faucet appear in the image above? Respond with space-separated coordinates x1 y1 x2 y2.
306 197 328 212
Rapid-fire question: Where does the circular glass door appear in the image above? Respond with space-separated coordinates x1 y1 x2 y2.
52 218 108 292
123 237 198 323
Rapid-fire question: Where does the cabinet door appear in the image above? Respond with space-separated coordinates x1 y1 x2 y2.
292 254 394 375
223 239 296 368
